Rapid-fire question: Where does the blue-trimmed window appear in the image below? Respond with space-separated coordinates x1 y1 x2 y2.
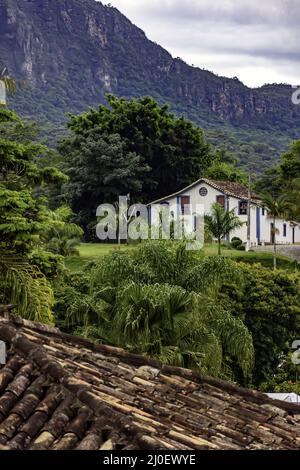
283 223 287 237
180 196 191 214
239 201 248 215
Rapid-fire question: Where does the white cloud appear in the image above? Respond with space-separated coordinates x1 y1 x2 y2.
101 0 300 87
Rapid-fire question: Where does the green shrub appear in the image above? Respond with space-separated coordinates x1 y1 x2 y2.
55 241 254 382
231 237 243 249
220 263 300 385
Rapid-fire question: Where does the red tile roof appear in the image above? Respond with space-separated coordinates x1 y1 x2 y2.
204 179 260 201
150 178 260 205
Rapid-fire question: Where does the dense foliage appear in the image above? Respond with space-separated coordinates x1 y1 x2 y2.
220 263 300 385
54 241 300 390
1 71 299 396
55 241 255 383
0 108 76 322
59 95 213 232
256 139 300 223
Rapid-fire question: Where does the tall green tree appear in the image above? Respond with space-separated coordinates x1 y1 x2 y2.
205 149 248 185
61 132 150 236
205 203 244 255
0 109 66 322
60 95 213 232
256 139 300 212
278 141 300 222
279 140 300 183
286 178 300 222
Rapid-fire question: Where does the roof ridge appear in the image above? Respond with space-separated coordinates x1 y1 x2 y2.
149 178 261 205
204 178 260 200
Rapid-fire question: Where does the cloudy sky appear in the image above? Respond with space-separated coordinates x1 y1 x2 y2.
101 0 300 88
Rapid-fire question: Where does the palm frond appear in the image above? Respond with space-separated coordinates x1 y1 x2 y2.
0 256 54 324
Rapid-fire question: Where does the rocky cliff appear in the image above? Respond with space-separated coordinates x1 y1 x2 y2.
0 0 299 169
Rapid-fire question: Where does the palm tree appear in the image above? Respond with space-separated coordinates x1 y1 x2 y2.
44 206 83 256
205 203 244 255
65 242 254 381
90 281 254 380
260 192 291 270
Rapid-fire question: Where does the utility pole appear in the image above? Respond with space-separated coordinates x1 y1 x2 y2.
246 174 251 252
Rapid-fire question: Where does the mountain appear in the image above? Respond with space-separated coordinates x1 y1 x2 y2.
1 0 300 172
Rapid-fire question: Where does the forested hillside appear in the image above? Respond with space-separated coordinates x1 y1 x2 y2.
1 0 300 171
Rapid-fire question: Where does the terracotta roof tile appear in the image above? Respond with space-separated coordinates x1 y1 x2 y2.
204 179 260 201
0 314 299 451
150 178 260 205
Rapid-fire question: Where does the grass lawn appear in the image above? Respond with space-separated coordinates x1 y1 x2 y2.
65 242 299 272
65 243 133 271
203 244 298 271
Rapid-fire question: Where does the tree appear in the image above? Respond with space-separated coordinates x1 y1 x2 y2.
61 132 150 236
205 203 244 255
44 205 84 257
260 192 290 270
279 142 300 222
256 139 300 222
279 140 300 183
56 241 254 383
60 95 213 233
220 263 300 385
260 355 300 396
254 167 282 198
205 148 248 185
0 109 66 322
205 161 248 185
286 178 300 222
96 281 253 379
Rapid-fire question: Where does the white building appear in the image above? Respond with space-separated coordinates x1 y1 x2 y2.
266 393 300 405
148 178 300 246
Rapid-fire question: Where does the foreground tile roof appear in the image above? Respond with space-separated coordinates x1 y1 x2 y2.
0 314 300 451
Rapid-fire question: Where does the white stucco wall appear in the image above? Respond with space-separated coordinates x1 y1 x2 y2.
149 180 300 245
295 226 300 243
261 216 300 245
